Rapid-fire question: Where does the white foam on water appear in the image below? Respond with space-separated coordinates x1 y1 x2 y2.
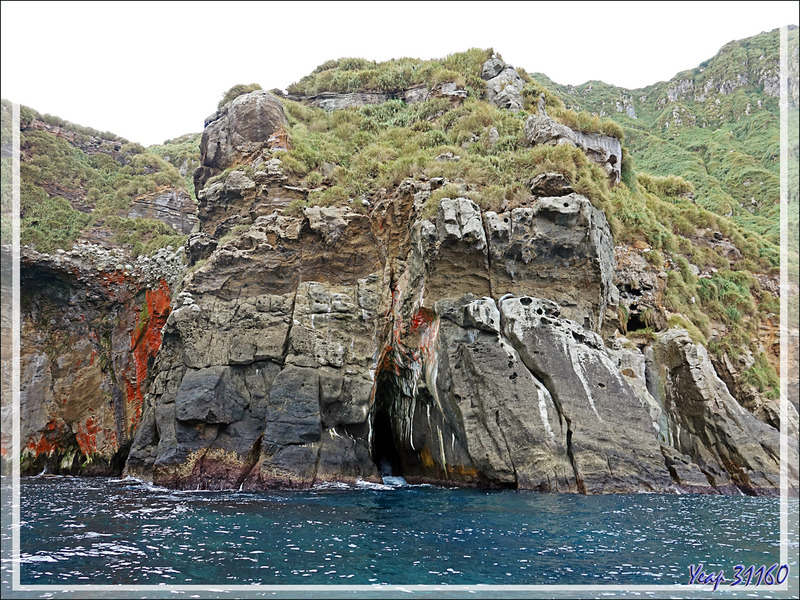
381 475 408 488
311 481 353 490
20 554 58 563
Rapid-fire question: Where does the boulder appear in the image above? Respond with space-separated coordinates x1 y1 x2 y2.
194 90 288 191
485 65 525 110
524 114 622 184
481 58 505 80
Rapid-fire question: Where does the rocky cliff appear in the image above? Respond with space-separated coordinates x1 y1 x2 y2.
121 86 797 495
8 39 797 496
7 244 185 474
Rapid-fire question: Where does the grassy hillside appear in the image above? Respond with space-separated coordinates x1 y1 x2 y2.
4 101 200 256
530 27 798 248
6 28 794 399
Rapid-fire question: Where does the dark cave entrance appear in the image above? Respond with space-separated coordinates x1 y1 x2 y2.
627 311 647 333
370 373 405 478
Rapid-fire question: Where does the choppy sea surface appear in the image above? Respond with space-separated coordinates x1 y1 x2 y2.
2 476 798 597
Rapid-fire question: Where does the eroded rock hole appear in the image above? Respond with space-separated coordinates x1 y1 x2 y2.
370 374 405 477
626 310 648 333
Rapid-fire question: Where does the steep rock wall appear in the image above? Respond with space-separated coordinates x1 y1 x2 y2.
123 91 792 494
6 245 183 474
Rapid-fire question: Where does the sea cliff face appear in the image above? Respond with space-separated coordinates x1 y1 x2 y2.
10 245 184 474
116 88 797 495
7 41 797 496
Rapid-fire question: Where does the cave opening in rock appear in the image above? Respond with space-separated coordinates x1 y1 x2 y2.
626 304 655 333
627 312 647 332
370 373 405 478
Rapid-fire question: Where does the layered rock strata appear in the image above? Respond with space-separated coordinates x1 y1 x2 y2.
286 82 467 113
122 93 793 495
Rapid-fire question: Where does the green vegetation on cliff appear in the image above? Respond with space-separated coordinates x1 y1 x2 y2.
529 27 798 248
270 38 792 398
10 103 199 256
287 49 494 98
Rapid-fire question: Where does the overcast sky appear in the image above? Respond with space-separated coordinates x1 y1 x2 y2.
1 1 798 146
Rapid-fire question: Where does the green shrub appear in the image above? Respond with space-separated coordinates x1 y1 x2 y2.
638 172 695 198
740 352 779 398
218 83 263 108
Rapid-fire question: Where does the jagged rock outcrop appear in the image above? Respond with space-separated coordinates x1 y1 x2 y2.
482 194 616 333
524 114 622 184
647 329 796 495
194 90 288 192
482 58 524 111
124 202 385 488
10 245 184 474
499 297 672 492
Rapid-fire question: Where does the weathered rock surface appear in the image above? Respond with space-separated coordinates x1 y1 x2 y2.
10 246 180 474
126 187 198 234
647 329 796 495
499 297 672 493
292 87 429 112
483 59 525 111
529 172 573 197
124 154 795 495
525 114 622 184
124 202 385 488
194 90 288 192
286 82 466 113
185 232 218 266
483 193 616 333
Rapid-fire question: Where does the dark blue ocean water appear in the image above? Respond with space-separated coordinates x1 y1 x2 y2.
3 476 799 597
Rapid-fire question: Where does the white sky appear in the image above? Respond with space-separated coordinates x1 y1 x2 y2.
1 1 798 146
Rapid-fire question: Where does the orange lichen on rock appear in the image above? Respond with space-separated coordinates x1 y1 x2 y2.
267 126 290 151
74 415 100 455
124 279 172 431
410 307 435 333
24 419 64 456
26 435 59 456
